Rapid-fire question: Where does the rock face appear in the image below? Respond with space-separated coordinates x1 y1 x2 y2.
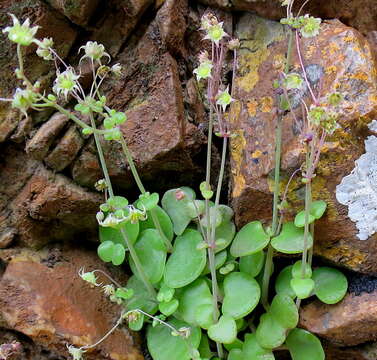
300 290 377 346
0 0 77 143
72 4 206 191
0 146 102 249
230 14 377 273
0 245 143 360
198 0 377 35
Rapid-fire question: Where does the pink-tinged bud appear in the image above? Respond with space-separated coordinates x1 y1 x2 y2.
175 189 185 201
228 38 240 50
303 132 314 143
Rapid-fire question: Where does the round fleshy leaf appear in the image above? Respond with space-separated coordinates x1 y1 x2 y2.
286 328 325 360
130 229 166 284
147 319 201 360
139 205 174 242
200 206 223 229
202 250 227 276
224 338 243 351
128 312 144 331
291 278 315 299
243 333 275 360
313 267 348 304
99 221 139 247
111 243 125 265
310 200 327 219
275 265 295 298
256 313 286 349
271 222 313 254
227 349 243 360
215 221 236 253
161 187 196 235
292 260 312 279
239 251 265 277
230 221 270 257
159 299 179 317
164 229 206 288
222 272 260 319
176 278 213 328
270 294 298 329
136 192 159 211
208 315 237 344
97 241 114 262
294 211 315 228
126 275 158 314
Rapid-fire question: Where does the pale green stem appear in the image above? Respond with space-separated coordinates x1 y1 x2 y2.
89 113 114 197
16 44 33 89
119 136 173 252
120 228 156 297
308 223 314 267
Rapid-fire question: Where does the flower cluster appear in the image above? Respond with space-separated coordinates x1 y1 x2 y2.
281 14 322 38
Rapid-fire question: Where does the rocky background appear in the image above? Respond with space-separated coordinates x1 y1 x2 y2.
0 0 376 359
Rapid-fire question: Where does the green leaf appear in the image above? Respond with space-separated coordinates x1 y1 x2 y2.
239 251 265 277
200 206 223 229
222 272 261 319
208 315 237 344
243 333 275 360
161 187 196 235
201 250 228 276
159 299 179 316
271 222 313 254
129 229 166 284
294 211 315 228
284 73 304 90
126 275 158 314
214 220 236 253
230 221 270 257
224 338 243 351
111 243 126 265
290 278 315 299
270 294 298 329
157 283 175 303
275 265 295 298
115 288 134 300
139 205 174 242
176 278 213 329
147 319 201 360
128 312 144 331
218 205 234 223
99 221 139 247
164 229 206 288
310 200 327 219
97 241 114 262
136 192 159 211
292 260 312 279
286 329 325 360
107 196 129 208
227 349 243 360
256 313 286 349
198 334 213 359
312 267 348 304
200 181 214 200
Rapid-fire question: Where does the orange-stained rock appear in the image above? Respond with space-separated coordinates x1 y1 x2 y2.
0 245 143 360
198 0 377 35
300 291 377 346
230 14 377 273
72 16 206 191
0 0 77 143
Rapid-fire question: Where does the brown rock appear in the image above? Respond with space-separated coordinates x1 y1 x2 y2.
300 291 377 347
26 112 69 161
156 0 188 57
90 0 154 57
45 0 100 26
230 14 377 273
0 245 143 360
0 145 102 248
0 0 77 143
45 125 85 171
72 17 206 191
198 0 377 35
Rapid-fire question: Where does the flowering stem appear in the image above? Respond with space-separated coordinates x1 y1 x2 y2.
119 136 173 252
120 228 156 297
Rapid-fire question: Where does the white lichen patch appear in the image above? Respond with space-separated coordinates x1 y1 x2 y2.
336 133 377 240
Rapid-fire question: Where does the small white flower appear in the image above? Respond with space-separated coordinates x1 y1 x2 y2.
67 345 86 360
193 60 213 81
79 41 110 63
111 63 122 77
2 14 39 46
36 37 54 61
102 284 115 296
12 88 37 114
53 67 80 99
216 86 234 111
204 22 228 45
78 268 101 287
